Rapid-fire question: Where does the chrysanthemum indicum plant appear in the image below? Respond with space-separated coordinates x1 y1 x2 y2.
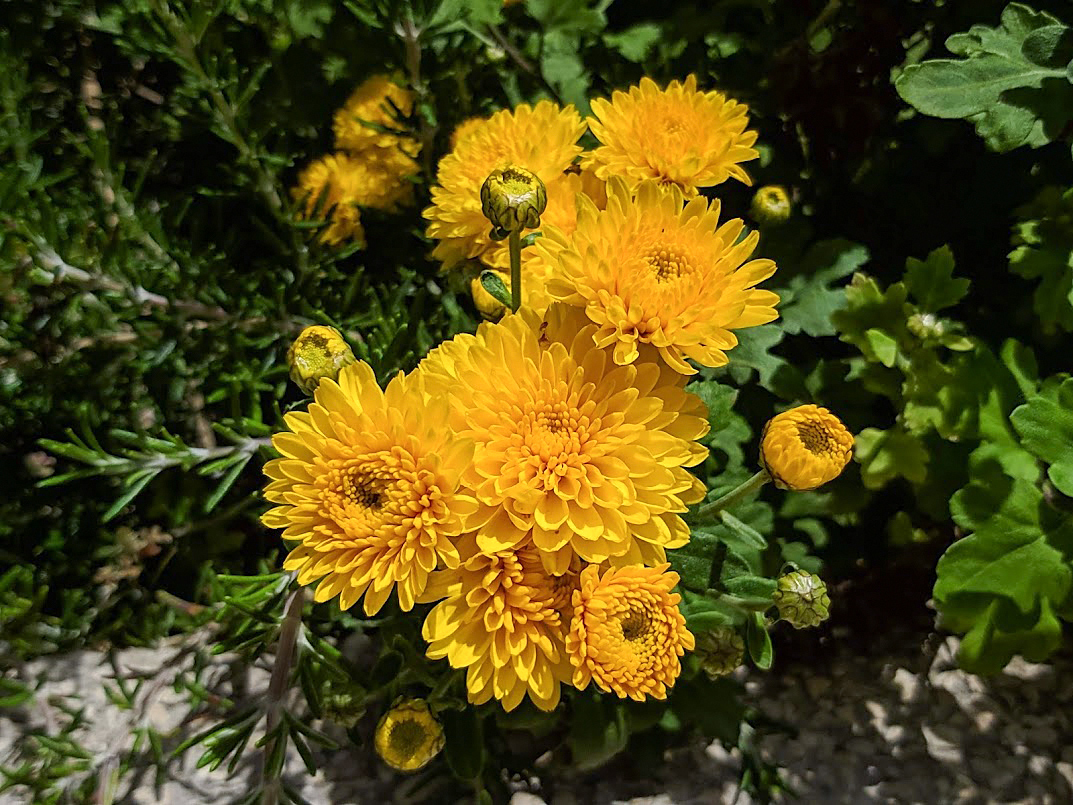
261 74 857 789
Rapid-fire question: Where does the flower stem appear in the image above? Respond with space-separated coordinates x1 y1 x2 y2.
508 230 522 313
261 584 306 805
694 470 770 520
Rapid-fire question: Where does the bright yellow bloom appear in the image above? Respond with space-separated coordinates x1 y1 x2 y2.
424 101 586 269
261 362 476 614
333 75 415 153
293 152 415 246
760 405 854 491
374 698 444 772
535 177 779 374
419 304 709 573
421 538 573 712
583 75 758 197
449 116 486 150
287 325 357 394
567 564 694 700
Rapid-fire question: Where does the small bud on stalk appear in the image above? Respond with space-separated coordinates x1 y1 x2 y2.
470 271 510 320
750 184 792 226
480 165 548 240
696 627 745 679
374 698 445 772
773 570 830 629
287 325 357 395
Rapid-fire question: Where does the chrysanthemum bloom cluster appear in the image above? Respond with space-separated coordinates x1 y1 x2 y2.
294 75 419 246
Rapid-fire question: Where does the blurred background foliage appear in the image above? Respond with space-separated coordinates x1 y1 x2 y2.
2 0 1073 799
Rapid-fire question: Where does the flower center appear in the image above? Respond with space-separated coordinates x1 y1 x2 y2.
645 245 692 282
619 605 653 642
795 421 833 455
388 719 428 757
341 469 384 510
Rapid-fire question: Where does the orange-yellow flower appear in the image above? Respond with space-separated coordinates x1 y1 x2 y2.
418 304 709 574
760 405 854 490
333 74 416 153
421 538 572 711
567 564 694 700
534 177 779 374
261 363 476 614
583 75 758 197
423 101 586 269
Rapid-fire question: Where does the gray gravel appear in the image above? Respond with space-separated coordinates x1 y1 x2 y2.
2 632 1071 804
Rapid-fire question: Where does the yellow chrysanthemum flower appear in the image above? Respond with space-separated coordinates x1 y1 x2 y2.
333 74 415 153
293 152 416 246
424 101 586 269
567 564 694 701
449 116 486 150
374 698 444 772
534 177 779 374
760 405 854 490
421 538 573 712
583 75 758 197
419 304 709 573
261 362 477 614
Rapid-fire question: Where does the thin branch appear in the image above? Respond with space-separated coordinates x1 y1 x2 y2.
260 585 307 805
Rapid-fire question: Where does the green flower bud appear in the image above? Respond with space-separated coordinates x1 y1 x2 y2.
750 184 792 226
773 570 830 629
287 325 357 395
321 683 367 728
480 165 547 240
696 627 745 679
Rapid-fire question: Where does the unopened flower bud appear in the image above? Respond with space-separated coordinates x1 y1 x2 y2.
480 165 547 240
287 325 357 395
374 698 444 772
760 405 854 491
750 185 792 226
321 683 367 729
773 570 830 629
470 271 510 320
696 627 745 679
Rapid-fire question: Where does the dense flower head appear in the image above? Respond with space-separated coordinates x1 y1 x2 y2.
760 405 854 490
567 564 694 700
533 177 779 374
374 698 444 772
583 75 758 197
261 362 476 614
423 101 586 269
418 304 709 574
421 537 573 711
287 325 357 394
293 152 416 246
333 74 416 153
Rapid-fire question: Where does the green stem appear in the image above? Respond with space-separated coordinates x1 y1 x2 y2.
694 470 770 520
508 230 522 313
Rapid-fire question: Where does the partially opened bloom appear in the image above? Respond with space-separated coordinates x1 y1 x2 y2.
287 325 357 394
760 405 854 490
535 177 779 374
374 698 444 771
421 538 572 711
424 101 586 269
261 362 476 614
583 75 758 197
419 305 709 573
567 564 693 700
333 75 416 153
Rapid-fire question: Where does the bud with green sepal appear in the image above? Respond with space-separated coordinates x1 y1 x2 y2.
696 627 746 679
773 570 830 629
480 165 547 313
287 325 357 395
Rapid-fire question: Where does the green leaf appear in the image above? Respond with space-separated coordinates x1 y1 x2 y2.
745 612 773 670
718 511 768 551
854 427 929 489
669 677 743 744
441 708 484 781
1011 377 1073 496
779 240 869 337
724 324 786 385
904 245 970 312
895 4 1071 151
478 270 511 308
833 274 910 363
1009 186 1073 333
603 23 662 62
864 329 898 367
567 694 629 771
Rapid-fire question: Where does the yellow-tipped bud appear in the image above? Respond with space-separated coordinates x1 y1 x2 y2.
470 271 510 320
287 325 357 395
480 165 547 240
773 570 830 629
759 405 853 490
374 698 445 772
750 184 792 226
